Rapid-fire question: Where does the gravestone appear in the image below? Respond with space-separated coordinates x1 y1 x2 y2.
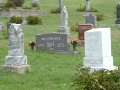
115 2 120 24
0 0 2 4
58 0 62 10
1 24 31 74
0 22 4 31
83 28 117 71
36 33 70 52
32 0 39 4
86 0 90 11
85 13 97 26
58 6 69 33
78 24 94 46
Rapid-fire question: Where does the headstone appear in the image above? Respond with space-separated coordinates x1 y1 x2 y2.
1 24 31 74
21 20 27 25
58 6 69 33
115 2 120 24
86 0 90 11
0 0 2 4
83 28 117 71
36 33 70 52
7 23 15 30
85 13 97 26
32 0 39 4
78 24 94 46
58 0 62 10
0 22 4 31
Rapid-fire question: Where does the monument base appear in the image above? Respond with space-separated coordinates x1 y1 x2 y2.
114 24 120 29
5 55 27 65
57 26 70 33
1 64 31 74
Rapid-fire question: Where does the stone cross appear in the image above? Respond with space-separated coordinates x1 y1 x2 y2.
86 0 90 11
32 0 39 4
58 0 62 10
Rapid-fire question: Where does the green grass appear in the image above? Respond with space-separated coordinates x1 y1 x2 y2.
0 0 120 90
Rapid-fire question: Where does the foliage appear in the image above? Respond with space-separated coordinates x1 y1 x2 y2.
9 16 23 24
2 30 9 39
7 0 24 7
26 16 42 25
50 8 61 14
22 6 32 9
4 1 16 9
96 14 104 21
28 41 36 46
70 38 80 45
77 6 98 12
72 65 120 90
70 22 79 32
32 3 39 8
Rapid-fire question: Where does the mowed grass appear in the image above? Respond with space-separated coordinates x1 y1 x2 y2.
0 0 120 90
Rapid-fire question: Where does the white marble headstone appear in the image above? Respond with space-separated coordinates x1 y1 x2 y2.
5 24 27 65
83 28 117 70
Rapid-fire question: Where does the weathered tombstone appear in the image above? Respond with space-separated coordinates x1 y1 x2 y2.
86 0 90 11
7 23 15 30
115 2 120 24
32 0 39 4
21 20 27 25
57 6 69 33
36 33 70 52
78 24 94 46
58 0 62 10
83 28 117 71
85 13 97 26
1 24 31 74
0 22 4 31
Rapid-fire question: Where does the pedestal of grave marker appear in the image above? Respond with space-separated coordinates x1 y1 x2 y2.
83 28 117 71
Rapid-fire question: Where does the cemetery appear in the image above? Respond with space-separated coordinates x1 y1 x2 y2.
0 0 120 90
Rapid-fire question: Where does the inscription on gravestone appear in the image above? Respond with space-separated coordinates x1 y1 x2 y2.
36 33 70 52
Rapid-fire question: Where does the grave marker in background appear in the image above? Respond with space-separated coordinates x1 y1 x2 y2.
86 0 90 11
78 24 93 46
83 28 117 70
32 0 39 4
58 0 62 10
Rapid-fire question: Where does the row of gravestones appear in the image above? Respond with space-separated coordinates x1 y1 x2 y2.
1 3 120 74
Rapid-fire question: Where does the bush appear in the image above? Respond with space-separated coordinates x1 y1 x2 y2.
22 6 32 9
70 22 79 32
32 3 39 7
96 14 104 21
77 6 98 12
7 0 24 7
9 16 23 24
50 8 61 14
26 16 42 25
72 65 120 90
4 1 16 9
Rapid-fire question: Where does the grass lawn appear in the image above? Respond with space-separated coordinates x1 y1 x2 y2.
0 0 120 90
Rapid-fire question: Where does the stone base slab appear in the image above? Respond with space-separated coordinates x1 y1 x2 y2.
1 64 31 74
5 55 27 65
84 56 113 67
57 26 70 33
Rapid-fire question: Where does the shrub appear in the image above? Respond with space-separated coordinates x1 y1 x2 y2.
70 22 79 32
9 16 23 24
72 65 120 90
22 6 32 9
26 16 42 25
77 6 98 12
32 3 39 7
4 1 16 9
50 8 61 14
7 0 24 7
96 14 104 21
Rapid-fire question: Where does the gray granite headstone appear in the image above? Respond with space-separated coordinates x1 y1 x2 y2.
5 24 27 65
32 0 39 4
36 33 70 52
58 0 62 10
86 0 90 11
85 14 97 26
58 6 69 33
115 2 120 24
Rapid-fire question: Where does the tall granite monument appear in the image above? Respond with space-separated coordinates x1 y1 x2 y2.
57 6 70 33
1 24 31 74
